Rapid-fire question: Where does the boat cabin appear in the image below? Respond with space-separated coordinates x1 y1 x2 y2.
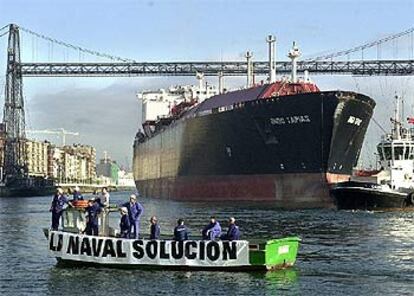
375 103 414 190
61 202 118 237
377 138 414 163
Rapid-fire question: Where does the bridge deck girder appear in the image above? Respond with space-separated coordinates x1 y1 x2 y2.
18 60 414 77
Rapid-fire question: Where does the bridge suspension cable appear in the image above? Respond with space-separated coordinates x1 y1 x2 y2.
307 27 414 61
0 24 9 32
0 25 9 38
18 25 135 62
5 23 414 65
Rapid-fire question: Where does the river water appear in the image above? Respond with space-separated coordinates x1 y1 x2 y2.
0 191 413 295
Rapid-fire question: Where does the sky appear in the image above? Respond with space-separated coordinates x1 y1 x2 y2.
0 0 413 168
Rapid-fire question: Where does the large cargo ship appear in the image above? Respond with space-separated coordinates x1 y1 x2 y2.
133 40 376 208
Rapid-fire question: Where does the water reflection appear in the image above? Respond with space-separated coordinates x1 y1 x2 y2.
261 269 300 294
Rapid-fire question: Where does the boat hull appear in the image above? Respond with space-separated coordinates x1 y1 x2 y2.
0 185 55 197
134 91 375 207
331 182 413 210
0 177 55 197
54 258 292 271
46 230 300 271
136 173 350 208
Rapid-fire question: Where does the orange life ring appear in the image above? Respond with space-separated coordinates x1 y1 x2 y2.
72 200 89 208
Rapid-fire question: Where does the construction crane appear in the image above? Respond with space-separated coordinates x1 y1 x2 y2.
27 128 79 146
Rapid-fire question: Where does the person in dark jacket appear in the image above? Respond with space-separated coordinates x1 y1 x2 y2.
173 218 189 241
119 207 130 238
85 198 102 236
149 216 161 240
221 217 240 241
202 216 222 240
49 188 72 230
121 194 144 239
72 186 83 201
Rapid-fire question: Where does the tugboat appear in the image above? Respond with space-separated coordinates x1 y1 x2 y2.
44 203 300 271
331 95 414 210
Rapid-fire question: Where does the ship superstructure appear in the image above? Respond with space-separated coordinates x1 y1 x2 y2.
138 74 219 136
375 95 414 189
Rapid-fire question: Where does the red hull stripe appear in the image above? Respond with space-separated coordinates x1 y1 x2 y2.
136 173 349 208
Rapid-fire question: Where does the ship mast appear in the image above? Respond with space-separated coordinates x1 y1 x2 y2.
266 35 276 83
245 51 253 88
196 72 205 95
218 71 224 94
288 41 301 83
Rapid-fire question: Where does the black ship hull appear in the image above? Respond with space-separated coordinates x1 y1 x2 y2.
331 181 414 210
133 91 375 208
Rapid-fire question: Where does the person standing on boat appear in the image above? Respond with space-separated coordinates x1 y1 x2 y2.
220 217 240 241
85 198 103 236
122 194 144 239
174 218 189 241
100 187 110 207
149 216 161 240
49 188 72 231
72 186 84 201
202 216 222 240
119 207 130 238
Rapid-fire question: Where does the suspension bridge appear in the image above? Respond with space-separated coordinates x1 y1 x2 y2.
0 23 413 180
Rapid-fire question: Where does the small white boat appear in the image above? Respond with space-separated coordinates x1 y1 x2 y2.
44 205 300 271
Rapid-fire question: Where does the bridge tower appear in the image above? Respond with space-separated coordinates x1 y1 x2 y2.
2 24 27 179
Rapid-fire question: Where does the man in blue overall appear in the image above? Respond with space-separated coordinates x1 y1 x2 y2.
49 188 72 231
221 217 240 241
85 198 102 236
173 218 189 241
119 207 130 238
149 216 161 240
202 216 222 240
72 186 83 200
122 194 144 239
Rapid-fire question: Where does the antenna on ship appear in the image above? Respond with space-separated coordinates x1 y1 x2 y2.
245 50 253 88
393 94 402 140
288 41 301 83
266 35 276 83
